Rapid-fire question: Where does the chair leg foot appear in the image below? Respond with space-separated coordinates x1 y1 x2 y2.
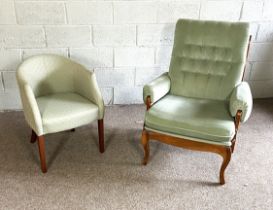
98 119 104 153
30 130 37 143
219 147 232 185
141 129 149 165
37 136 47 173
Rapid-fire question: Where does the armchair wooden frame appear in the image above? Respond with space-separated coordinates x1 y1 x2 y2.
141 36 251 185
30 119 104 173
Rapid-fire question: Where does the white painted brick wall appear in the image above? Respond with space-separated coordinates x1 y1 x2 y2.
114 2 157 24
137 24 175 46
201 1 242 21
249 43 273 62
95 69 135 88
257 23 273 42
15 2 66 25
22 49 68 60
0 0 16 24
0 26 45 48
100 87 114 105
114 47 154 67
249 80 273 98
114 86 143 104
263 0 273 21
157 1 200 23
156 46 173 66
0 73 4 92
251 62 273 81
2 72 18 91
1 0 273 110
93 25 136 46
0 91 21 110
241 1 263 21
135 67 167 86
70 48 113 68
45 26 91 47
0 49 21 70
66 2 113 24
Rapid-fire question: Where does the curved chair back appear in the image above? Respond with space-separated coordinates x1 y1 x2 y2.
17 55 83 97
169 19 249 100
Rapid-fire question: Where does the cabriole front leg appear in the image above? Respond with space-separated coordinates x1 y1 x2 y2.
219 147 232 185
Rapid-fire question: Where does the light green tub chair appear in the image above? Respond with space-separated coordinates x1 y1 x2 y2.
142 19 252 185
17 55 105 173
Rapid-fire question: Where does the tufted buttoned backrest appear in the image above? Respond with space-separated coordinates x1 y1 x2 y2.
17 55 84 97
169 19 249 100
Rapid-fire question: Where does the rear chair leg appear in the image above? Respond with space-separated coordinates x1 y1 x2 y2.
30 130 37 143
231 139 236 153
141 129 150 165
37 136 47 173
98 119 104 153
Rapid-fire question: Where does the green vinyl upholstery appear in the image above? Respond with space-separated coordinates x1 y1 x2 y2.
143 19 252 145
145 95 235 146
169 19 249 100
229 82 252 123
143 72 171 104
17 54 104 136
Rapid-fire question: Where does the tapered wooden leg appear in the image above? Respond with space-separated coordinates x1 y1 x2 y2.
219 147 232 185
98 119 104 153
30 130 37 143
37 136 47 173
141 129 150 165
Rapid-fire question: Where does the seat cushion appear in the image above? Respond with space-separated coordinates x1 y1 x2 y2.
37 93 98 134
145 95 235 144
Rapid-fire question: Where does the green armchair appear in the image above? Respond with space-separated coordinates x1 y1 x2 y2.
142 19 252 184
17 55 105 173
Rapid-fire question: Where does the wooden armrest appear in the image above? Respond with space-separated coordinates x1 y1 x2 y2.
145 96 152 110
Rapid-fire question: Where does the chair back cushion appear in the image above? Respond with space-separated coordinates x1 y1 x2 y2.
169 19 249 100
17 55 82 97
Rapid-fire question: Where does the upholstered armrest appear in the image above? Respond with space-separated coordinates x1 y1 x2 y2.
143 72 171 105
18 83 43 135
229 82 253 123
74 67 104 119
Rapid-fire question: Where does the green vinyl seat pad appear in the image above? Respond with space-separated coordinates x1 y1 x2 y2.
145 95 236 144
36 92 99 134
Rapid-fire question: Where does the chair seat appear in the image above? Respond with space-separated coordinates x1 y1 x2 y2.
37 93 98 134
145 95 235 144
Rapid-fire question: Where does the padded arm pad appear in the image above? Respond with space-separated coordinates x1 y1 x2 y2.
18 82 43 135
143 73 171 104
229 82 253 123
16 68 43 135
74 68 105 119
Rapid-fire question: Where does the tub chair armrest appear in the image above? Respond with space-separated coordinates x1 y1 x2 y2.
18 82 43 135
74 67 104 119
